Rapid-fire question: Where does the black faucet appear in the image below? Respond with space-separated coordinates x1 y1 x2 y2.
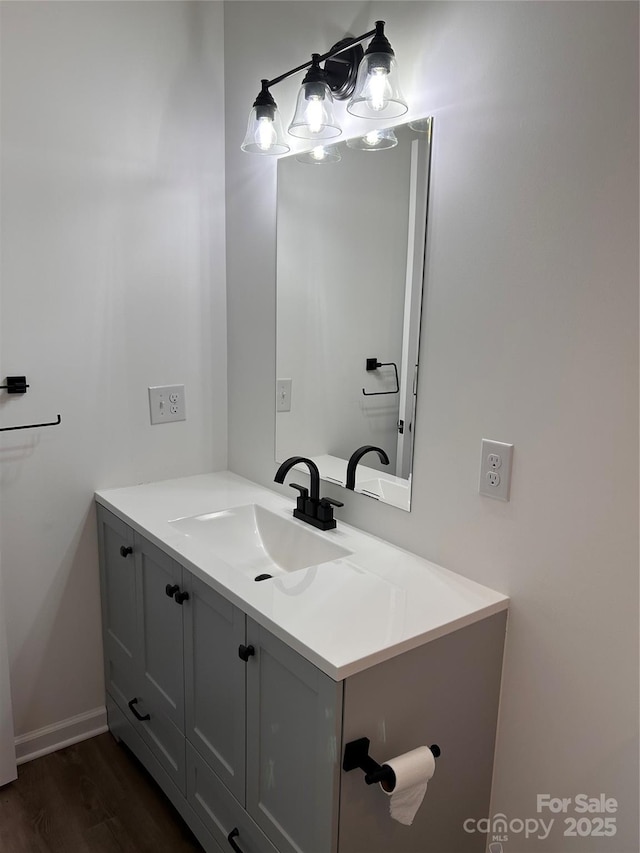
273 456 344 530
274 456 344 531
345 445 390 490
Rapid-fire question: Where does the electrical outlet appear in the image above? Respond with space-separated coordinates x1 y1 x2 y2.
276 379 292 413
148 385 186 424
479 439 513 501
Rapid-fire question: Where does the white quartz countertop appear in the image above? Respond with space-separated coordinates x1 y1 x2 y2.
95 471 508 681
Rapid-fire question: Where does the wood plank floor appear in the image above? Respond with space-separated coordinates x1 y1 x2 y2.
0 734 202 853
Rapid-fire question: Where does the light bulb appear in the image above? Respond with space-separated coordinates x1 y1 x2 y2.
256 116 277 152
295 144 341 164
346 127 397 151
305 97 324 135
368 67 389 112
364 131 383 146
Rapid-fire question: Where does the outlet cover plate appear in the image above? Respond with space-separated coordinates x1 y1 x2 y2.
148 385 186 424
479 439 513 501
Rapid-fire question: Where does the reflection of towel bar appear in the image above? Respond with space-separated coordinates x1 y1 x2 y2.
0 414 61 433
362 358 400 396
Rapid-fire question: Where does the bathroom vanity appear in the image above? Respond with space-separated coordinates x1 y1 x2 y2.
96 472 508 853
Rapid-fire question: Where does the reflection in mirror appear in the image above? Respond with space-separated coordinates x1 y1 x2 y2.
275 118 433 511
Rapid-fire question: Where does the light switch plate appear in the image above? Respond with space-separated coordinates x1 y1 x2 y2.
479 439 513 501
276 378 292 413
148 385 186 424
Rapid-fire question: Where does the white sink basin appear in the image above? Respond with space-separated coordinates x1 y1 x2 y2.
169 503 351 578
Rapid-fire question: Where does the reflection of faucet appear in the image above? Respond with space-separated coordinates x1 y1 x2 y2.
345 445 390 490
274 456 343 531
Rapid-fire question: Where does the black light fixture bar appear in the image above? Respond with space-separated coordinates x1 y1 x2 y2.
263 27 377 91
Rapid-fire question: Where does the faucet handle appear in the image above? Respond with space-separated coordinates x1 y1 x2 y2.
289 482 308 497
317 496 344 525
289 482 309 513
319 497 344 508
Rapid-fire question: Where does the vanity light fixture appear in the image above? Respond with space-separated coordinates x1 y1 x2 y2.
346 128 398 151
241 21 407 155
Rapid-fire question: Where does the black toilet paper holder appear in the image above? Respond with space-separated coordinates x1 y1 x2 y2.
342 737 441 790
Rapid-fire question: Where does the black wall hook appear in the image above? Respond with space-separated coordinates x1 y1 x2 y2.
342 737 441 791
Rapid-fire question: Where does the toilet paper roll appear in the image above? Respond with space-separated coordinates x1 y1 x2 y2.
380 746 436 826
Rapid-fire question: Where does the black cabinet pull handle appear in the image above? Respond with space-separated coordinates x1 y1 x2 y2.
174 590 189 605
128 698 150 722
120 545 133 558
165 584 179 598
227 828 244 853
238 644 255 662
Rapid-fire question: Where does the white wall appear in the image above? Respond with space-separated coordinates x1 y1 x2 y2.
0 1 226 741
225 3 638 851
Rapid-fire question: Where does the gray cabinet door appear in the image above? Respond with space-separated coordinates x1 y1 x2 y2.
135 533 185 729
134 532 186 791
246 619 342 853
183 573 246 804
97 506 138 713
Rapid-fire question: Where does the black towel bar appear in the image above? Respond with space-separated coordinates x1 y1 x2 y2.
0 414 62 433
0 374 62 432
362 358 400 396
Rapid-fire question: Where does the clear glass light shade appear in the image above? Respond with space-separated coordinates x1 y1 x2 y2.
241 106 290 155
295 145 342 165
346 128 398 151
288 81 341 140
347 52 408 119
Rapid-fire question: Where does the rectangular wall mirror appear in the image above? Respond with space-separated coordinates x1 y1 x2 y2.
275 117 433 511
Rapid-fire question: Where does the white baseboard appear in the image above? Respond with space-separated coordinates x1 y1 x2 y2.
15 706 108 765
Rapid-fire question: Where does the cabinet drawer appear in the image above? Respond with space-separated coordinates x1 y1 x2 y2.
110 685 186 795
107 695 223 853
187 742 278 853
106 692 138 753
136 693 187 795
104 655 138 720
